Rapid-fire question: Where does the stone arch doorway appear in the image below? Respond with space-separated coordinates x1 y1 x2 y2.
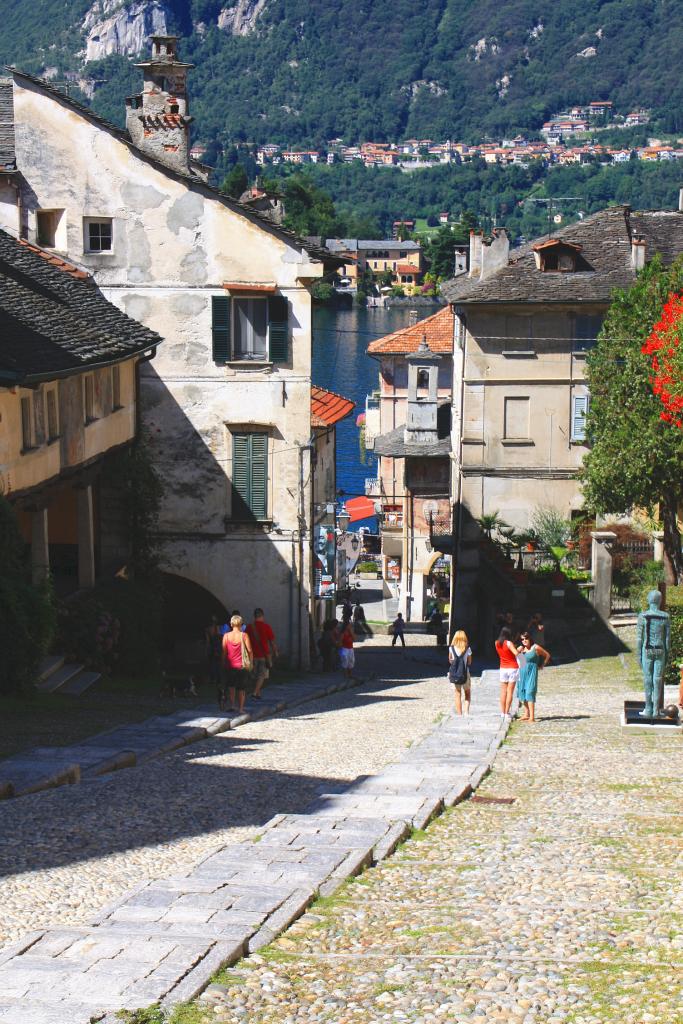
160 572 228 669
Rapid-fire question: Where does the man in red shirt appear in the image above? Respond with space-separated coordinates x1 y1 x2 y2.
247 608 278 699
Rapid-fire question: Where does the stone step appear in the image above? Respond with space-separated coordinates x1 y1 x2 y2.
60 670 102 696
35 662 85 694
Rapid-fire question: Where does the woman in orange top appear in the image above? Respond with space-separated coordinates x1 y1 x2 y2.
495 626 519 718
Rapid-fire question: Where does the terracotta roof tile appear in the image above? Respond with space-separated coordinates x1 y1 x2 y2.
367 306 453 355
311 385 355 427
17 238 91 280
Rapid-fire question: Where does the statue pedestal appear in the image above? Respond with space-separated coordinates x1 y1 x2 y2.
621 699 682 732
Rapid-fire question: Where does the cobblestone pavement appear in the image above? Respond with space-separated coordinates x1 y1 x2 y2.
194 654 683 1024
0 638 449 947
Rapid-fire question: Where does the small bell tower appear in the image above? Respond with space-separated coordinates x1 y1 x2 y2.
126 35 194 174
404 334 442 445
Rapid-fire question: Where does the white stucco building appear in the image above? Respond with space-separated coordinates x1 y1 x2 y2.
0 38 340 666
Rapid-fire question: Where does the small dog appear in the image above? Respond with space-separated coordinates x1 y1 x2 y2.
160 672 198 698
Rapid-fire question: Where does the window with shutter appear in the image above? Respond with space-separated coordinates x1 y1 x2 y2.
504 315 534 355
571 394 589 441
234 297 268 360
20 396 33 451
232 432 269 520
212 296 231 362
268 295 289 363
573 315 603 353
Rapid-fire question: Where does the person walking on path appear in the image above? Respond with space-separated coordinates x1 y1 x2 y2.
246 608 278 700
222 614 254 714
525 611 545 646
318 621 336 671
495 626 519 718
392 612 406 648
341 598 353 626
353 602 370 636
340 620 355 680
448 629 473 716
205 615 223 698
516 631 551 722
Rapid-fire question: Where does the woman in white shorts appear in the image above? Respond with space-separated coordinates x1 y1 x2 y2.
494 626 519 718
339 621 355 680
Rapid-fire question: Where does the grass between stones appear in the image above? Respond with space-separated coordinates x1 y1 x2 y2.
128 648 683 1024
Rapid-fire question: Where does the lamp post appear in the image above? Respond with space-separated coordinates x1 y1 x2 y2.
336 504 352 600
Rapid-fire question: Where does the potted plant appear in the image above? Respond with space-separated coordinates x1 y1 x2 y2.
476 511 509 539
549 545 570 583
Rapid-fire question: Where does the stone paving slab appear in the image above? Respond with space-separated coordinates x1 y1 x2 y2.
0 673 368 802
0 674 511 1022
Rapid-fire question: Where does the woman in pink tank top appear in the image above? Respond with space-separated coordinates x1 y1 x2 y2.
222 614 253 714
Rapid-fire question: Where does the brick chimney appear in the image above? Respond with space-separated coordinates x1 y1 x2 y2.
125 35 194 175
631 235 646 271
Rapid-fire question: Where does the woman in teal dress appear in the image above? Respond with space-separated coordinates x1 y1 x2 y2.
516 632 551 723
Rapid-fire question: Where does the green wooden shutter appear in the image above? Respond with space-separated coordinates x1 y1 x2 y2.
250 433 268 519
212 296 231 362
232 433 251 517
232 433 268 520
268 295 289 363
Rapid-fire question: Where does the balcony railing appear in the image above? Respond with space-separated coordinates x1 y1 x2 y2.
429 512 454 554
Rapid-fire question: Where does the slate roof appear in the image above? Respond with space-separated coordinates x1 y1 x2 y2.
0 78 15 169
372 424 451 458
441 206 683 305
326 239 421 253
367 306 453 355
311 385 355 428
0 229 161 384
6 67 342 268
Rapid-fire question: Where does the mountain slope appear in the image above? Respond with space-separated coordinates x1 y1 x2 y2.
1 0 682 147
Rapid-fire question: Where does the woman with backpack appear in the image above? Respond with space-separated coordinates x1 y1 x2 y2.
448 630 473 715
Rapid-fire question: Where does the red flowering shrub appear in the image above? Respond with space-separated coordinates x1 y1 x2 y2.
641 292 683 427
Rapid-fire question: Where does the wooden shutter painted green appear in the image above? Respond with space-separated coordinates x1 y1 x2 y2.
212 296 231 362
232 432 268 520
268 295 289 363
249 433 268 519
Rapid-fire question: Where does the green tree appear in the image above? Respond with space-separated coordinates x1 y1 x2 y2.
423 225 459 279
221 164 249 199
581 255 683 581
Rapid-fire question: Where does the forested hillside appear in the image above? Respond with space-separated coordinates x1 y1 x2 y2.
1 0 683 149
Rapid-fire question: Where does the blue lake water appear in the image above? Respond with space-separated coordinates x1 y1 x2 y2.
312 304 418 523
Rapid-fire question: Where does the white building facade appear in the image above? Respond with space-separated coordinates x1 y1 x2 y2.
0 40 334 666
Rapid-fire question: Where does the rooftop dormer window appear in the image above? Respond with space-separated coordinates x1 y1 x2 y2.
533 238 590 273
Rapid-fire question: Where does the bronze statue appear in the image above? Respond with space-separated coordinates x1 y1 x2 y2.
636 590 670 718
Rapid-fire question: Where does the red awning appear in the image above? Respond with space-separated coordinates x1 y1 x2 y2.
345 496 376 523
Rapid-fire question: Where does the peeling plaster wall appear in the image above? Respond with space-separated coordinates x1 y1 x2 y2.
7 77 324 665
